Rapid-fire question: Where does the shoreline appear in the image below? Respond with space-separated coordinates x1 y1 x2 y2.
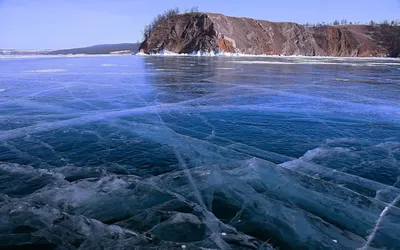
0 54 132 59
136 51 400 61
1 53 400 61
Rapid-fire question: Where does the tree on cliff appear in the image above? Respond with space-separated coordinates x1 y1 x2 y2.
142 8 180 40
185 6 199 13
142 7 200 41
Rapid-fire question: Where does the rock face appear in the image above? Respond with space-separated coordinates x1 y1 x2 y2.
139 13 400 57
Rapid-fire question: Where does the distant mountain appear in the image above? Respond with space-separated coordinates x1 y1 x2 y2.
0 43 140 55
139 13 400 57
46 43 140 55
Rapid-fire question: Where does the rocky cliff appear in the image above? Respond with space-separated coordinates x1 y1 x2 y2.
139 13 400 57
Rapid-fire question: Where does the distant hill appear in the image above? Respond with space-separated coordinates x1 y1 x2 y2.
0 49 51 55
46 43 140 55
1 43 140 55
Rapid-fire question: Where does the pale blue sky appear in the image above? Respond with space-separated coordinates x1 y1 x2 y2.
1 0 399 49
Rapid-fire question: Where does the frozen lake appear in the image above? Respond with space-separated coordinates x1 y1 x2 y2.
1 55 400 249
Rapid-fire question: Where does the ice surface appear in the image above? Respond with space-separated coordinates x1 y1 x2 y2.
232 60 400 67
0 55 400 249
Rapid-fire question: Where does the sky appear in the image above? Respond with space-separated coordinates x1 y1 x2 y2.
1 0 399 50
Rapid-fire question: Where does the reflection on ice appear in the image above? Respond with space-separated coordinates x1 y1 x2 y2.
0 55 400 249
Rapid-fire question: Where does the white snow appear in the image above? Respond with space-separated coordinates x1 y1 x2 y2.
110 50 131 54
335 78 351 82
136 50 241 57
100 64 117 67
231 60 399 67
25 69 67 73
135 50 400 61
135 52 147 56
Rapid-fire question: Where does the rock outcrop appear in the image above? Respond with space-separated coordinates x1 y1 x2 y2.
139 13 400 57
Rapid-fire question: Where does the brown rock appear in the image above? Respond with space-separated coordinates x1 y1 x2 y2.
217 39 236 53
139 13 400 57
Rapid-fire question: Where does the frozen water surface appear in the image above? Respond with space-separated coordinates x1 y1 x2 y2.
0 55 400 249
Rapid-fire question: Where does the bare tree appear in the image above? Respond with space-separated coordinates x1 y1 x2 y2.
301 19 399 27
189 6 199 13
142 6 202 41
142 8 181 40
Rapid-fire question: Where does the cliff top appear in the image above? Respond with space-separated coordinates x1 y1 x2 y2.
170 12 391 28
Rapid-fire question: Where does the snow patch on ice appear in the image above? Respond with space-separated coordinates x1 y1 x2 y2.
368 62 400 66
231 60 372 66
335 78 351 82
100 64 117 67
136 50 181 56
25 69 67 73
160 50 179 55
